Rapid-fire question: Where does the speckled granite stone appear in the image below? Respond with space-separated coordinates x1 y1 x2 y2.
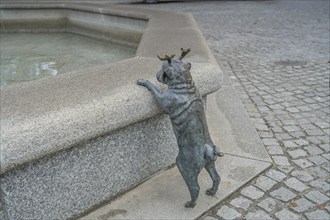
1 115 177 220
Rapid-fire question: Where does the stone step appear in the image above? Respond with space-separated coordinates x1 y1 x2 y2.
80 154 271 219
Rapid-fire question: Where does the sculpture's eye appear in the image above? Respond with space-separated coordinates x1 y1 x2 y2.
165 68 172 78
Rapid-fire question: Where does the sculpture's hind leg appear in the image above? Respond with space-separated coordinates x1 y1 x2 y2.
176 159 201 208
205 161 220 195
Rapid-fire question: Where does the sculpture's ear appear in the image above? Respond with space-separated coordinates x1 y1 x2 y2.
186 62 191 70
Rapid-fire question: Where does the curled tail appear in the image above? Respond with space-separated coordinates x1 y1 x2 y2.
204 144 224 161
216 150 224 157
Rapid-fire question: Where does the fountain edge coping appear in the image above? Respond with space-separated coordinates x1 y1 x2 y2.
0 2 223 174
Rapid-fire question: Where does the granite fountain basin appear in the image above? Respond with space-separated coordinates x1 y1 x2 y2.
0 2 222 219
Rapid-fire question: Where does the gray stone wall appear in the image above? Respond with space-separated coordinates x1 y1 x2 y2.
1 115 178 220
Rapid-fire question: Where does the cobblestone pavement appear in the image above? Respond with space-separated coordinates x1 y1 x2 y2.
138 0 330 219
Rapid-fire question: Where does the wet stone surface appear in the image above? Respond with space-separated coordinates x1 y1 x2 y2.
140 0 330 219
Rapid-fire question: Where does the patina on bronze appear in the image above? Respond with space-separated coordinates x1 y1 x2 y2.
137 48 222 208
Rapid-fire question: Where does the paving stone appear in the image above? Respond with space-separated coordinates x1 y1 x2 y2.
305 129 325 136
269 104 284 110
300 123 319 131
216 206 241 220
254 123 269 131
307 166 329 178
284 177 309 192
203 216 218 220
294 139 309 146
229 196 253 210
240 186 264 200
304 146 324 155
283 140 299 148
306 137 322 145
303 98 317 104
270 187 297 202
258 131 273 138
308 155 328 165
283 126 301 132
288 149 308 159
274 133 292 141
272 156 291 166
314 122 329 129
282 120 298 126
305 210 330 220
277 166 294 173
262 138 278 146
309 104 322 110
297 106 312 112
290 198 314 212
275 209 301 220
290 131 306 138
257 197 277 212
309 179 330 191
264 99 276 105
287 107 300 113
266 146 284 155
265 169 286 182
244 210 272 220
293 158 314 169
319 144 330 152
321 163 330 172
255 175 277 191
305 190 329 204
291 170 314 182
317 136 329 144
326 205 330 213
321 152 330 159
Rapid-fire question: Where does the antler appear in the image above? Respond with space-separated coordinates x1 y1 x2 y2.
157 54 175 62
156 48 190 62
179 48 191 60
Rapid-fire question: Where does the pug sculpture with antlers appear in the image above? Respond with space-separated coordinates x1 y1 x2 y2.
137 48 223 208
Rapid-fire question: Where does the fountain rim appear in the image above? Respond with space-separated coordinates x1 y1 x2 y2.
0 1 222 174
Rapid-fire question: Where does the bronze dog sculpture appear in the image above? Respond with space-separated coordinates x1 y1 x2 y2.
137 48 222 208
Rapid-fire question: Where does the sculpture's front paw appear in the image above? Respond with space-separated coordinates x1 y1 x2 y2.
185 201 196 208
137 79 148 86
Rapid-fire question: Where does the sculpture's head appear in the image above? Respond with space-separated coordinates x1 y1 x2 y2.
156 48 193 86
